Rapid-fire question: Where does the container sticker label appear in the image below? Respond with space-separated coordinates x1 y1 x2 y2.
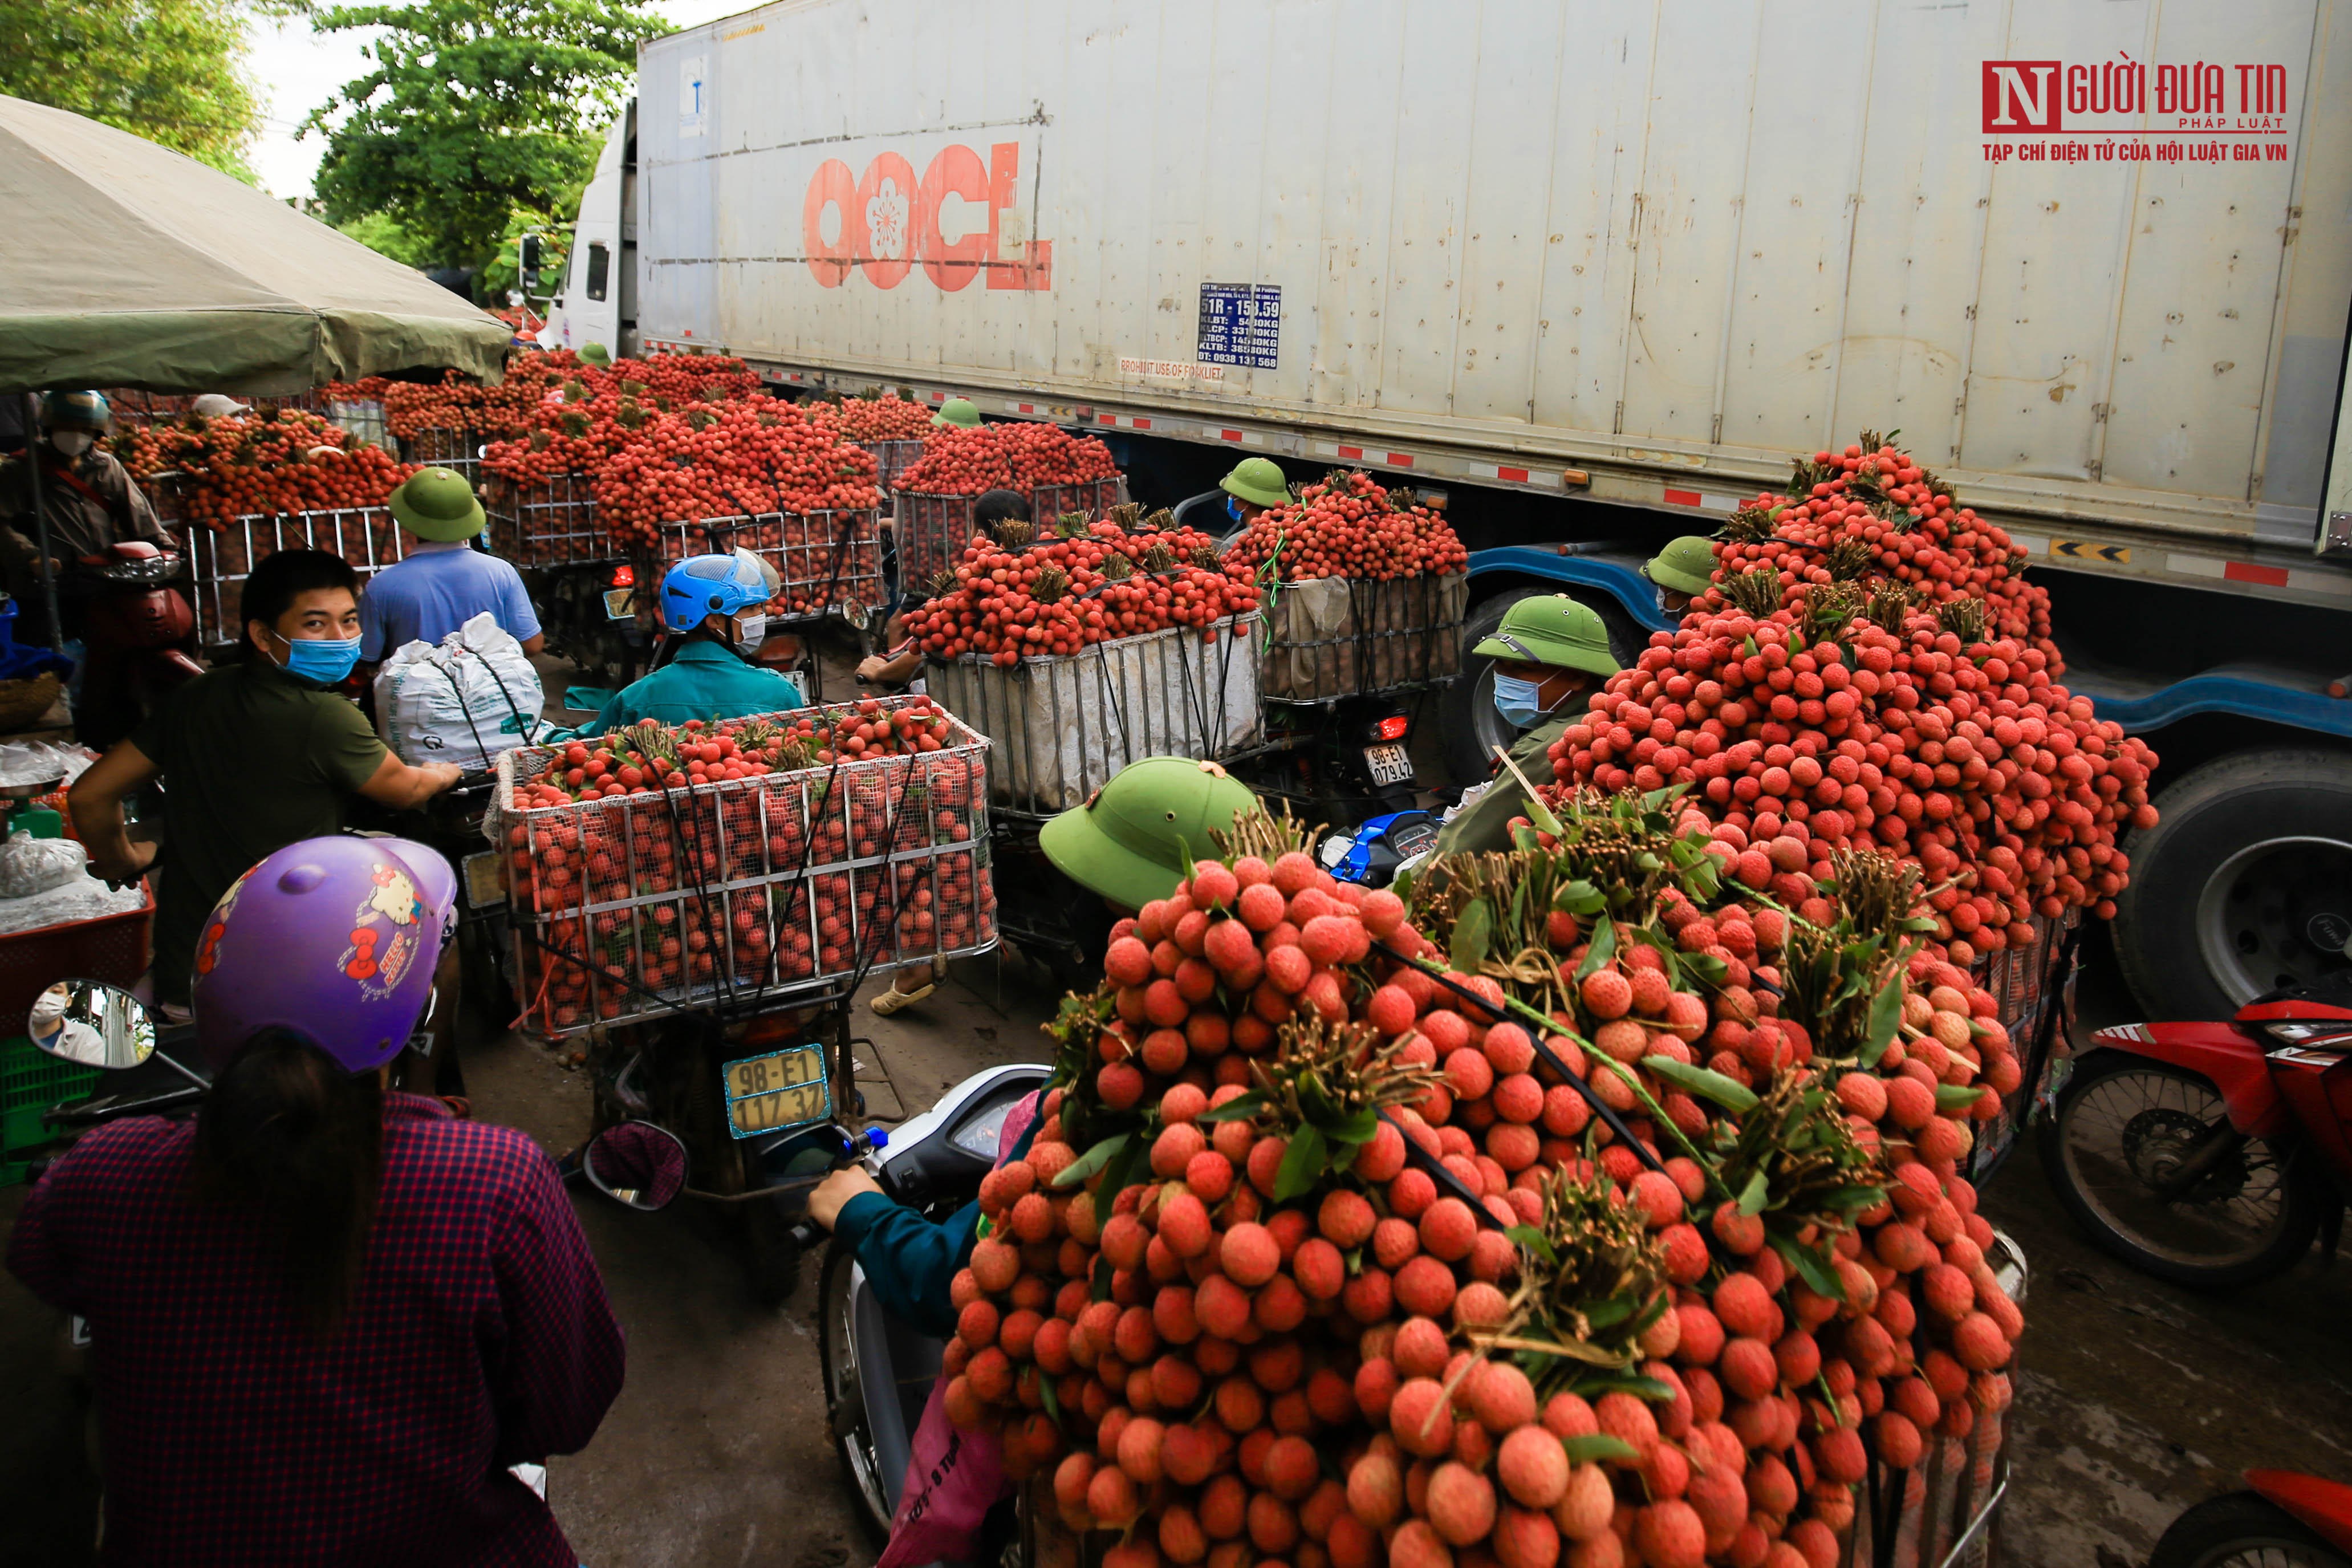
679 56 706 139
1198 284 1281 370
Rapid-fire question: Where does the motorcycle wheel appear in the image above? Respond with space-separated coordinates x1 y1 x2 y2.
818 1240 895 1543
2150 1491 2352 1568
2041 1052 2322 1287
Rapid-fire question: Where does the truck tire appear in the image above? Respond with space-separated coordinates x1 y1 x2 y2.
1439 586 1642 790
2112 747 2352 1018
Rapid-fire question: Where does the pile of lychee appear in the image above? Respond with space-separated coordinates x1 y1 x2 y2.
941 805 2024 1568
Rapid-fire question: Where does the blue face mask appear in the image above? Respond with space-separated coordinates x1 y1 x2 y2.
1492 672 1559 730
1226 495 1245 523
277 633 363 686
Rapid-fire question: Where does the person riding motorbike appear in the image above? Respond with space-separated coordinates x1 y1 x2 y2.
358 467 544 669
6 835 624 1566
1643 535 1715 615
859 489 1033 701
71 549 465 1018
808 756 1260 1309
588 551 802 731
1433 594 1620 857
0 391 173 643
1218 456 1290 531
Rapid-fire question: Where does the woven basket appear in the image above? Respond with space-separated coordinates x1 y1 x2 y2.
0 673 63 733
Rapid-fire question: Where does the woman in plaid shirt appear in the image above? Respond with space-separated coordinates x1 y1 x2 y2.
8 836 625 1566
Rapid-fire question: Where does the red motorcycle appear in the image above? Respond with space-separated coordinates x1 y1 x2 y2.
2152 1471 2352 1567
2041 972 2352 1286
72 540 202 751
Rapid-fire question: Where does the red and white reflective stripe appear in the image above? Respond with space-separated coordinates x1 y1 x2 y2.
1318 441 1415 468
2168 551 2352 596
1093 413 1153 430
1662 487 1737 511
1465 462 1563 489
1006 400 1041 415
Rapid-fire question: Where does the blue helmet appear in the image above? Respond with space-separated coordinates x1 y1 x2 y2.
39 391 111 432
659 551 770 634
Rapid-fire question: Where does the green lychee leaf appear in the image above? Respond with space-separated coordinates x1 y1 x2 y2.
1575 913 1618 982
1051 1131 1130 1188
1736 1169 1769 1217
1505 1224 1558 1266
1273 1125 1329 1204
1560 1434 1641 1464
1935 1083 1986 1113
1768 1232 1847 1302
1859 975 1904 1067
1196 1090 1266 1124
1450 897 1494 975
1640 1055 1760 1114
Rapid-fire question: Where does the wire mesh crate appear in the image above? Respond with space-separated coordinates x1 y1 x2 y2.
184 508 410 648
495 697 998 1036
484 474 614 567
1257 572 1469 702
860 440 924 490
893 478 1131 590
398 427 485 486
656 509 885 623
926 614 1260 818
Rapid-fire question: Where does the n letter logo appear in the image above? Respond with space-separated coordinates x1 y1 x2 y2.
1982 62 2062 131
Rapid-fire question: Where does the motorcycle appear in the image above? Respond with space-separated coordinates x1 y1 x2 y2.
70 540 202 751
2151 1472 2352 1567
1237 692 1425 825
2040 970 2352 1286
1314 807 1439 888
806 1062 1053 1541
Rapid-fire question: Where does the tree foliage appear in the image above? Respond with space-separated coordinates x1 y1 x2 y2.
0 0 266 181
307 0 655 271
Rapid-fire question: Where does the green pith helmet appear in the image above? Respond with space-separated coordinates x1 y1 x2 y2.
1644 535 1717 596
577 342 612 367
1220 456 1289 510
1039 757 1261 912
389 466 487 542
1472 594 1620 679
933 397 982 429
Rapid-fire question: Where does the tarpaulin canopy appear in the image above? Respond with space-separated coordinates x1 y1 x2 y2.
0 94 511 396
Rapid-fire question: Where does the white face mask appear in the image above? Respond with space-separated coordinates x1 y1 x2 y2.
49 430 94 457
734 612 768 647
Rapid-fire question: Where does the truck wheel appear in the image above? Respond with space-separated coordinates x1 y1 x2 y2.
2112 747 2352 1017
1439 587 1642 790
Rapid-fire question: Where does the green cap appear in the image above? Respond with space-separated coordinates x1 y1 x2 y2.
577 342 612 367
1220 457 1289 510
933 397 982 429
1472 594 1620 679
1039 757 1260 912
1644 535 1716 596
389 466 486 542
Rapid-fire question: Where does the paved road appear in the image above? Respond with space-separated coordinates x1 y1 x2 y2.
3 949 2348 1567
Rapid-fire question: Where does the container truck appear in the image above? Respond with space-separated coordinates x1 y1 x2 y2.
544 0 2352 1023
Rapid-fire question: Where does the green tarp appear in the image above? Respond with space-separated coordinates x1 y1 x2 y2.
0 94 511 396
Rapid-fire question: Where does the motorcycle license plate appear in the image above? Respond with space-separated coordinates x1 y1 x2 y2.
603 586 636 621
461 850 503 909
720 1042 832 1139
1363 742 1415 787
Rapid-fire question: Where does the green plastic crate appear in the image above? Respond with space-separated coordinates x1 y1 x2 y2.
1 1035 101 1184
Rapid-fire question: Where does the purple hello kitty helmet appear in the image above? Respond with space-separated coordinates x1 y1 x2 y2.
190 836 457 1073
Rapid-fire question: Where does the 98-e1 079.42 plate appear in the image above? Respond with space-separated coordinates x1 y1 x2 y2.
1363 742 1414 786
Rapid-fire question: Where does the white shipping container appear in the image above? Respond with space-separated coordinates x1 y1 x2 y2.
621 0 2352 567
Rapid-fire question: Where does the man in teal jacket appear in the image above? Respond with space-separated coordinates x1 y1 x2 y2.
591 552 807 731
806 757 1261 1333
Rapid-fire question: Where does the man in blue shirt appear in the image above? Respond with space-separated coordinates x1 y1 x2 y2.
360 468 544 664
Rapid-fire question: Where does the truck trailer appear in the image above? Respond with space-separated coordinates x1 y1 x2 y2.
546 0 2352 1022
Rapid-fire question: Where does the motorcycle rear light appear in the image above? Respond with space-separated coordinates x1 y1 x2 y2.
1373 715 1409 741
612 564 635 587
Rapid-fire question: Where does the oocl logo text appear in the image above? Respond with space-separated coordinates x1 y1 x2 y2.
803 142 1051 292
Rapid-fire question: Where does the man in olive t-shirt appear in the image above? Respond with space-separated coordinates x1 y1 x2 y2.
127 661 391 1005
71 550 464 1009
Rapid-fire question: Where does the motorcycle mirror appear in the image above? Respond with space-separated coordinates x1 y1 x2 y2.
26 979 156 1070
582 1121 688 1211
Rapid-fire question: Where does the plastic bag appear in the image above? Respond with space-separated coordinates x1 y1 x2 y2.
0 829 87 899
374 612 551 771
0 874 145 935
0 740 93 790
